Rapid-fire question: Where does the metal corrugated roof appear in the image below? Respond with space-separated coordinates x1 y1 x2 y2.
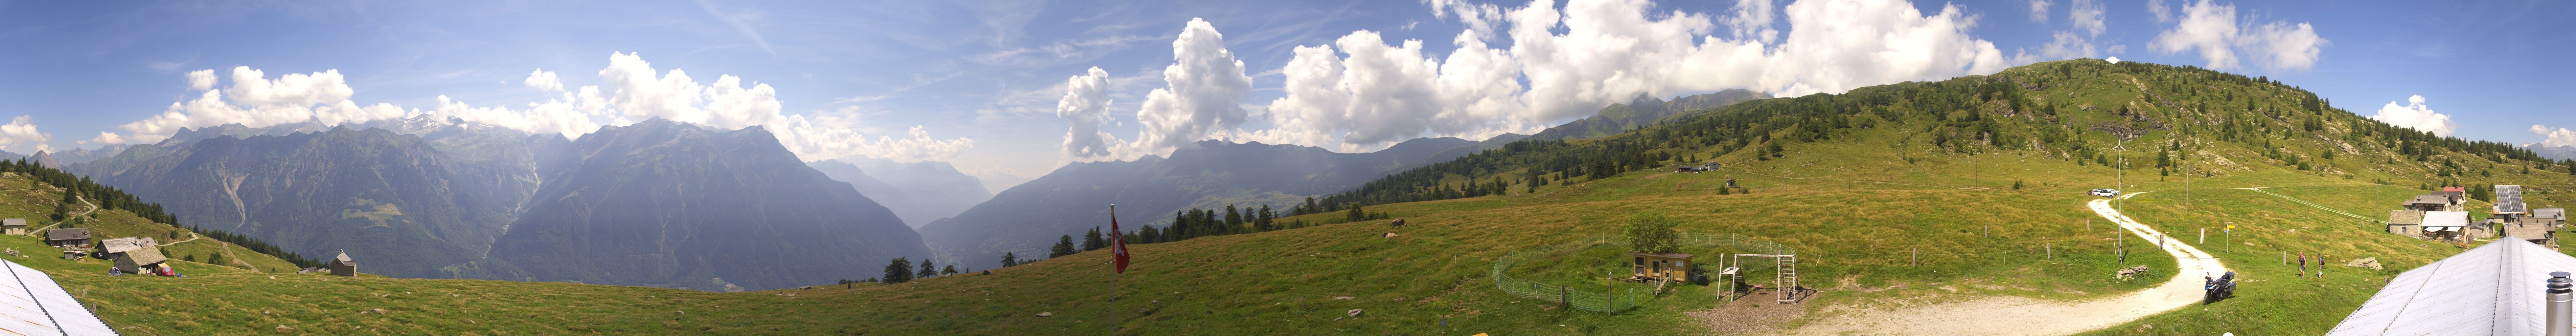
2326 238 2576 336
2423 211 2471 227
0 259 116 336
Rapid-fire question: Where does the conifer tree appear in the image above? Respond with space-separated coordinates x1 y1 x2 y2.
1081 227 1105 251
942 265 958 275
1050 235 1076 258
918 260 937 279
883 258 913 284
1001 252 1018 267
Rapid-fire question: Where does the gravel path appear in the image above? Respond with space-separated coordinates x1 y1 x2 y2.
1775 192 2230 335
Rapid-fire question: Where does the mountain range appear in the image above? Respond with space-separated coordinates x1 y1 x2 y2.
2523 143 2576 161
469 119 927 291
809 158 992 227
69 116 931 290
26 84 1767 289
918 137 1484 269
75 127 518 278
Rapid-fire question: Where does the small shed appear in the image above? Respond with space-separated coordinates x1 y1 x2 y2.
1628 252 1694 283
0 219 24 235
328 250 356 276
42 228 89 248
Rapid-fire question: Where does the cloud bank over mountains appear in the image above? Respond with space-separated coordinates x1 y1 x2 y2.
1061 0 2030 160
83 53 974 162
1051 0 2339 161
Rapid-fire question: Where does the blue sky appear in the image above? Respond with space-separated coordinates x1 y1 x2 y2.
0 0 2567 186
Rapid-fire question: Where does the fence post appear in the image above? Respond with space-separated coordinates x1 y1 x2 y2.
2047 243 2052 259
1911 248 1917 267
1560 285 1570 309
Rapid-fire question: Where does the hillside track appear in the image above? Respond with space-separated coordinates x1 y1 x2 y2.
21 195 97 238
2233 186 2376 221
1781 192 2229 336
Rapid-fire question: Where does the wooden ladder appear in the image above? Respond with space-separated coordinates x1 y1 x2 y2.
1777 255 1799 304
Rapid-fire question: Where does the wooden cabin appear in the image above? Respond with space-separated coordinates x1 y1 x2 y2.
1 218 25 235
42 228 89 248
100 237 166 274
1628 252 1694 283
328 251 356 276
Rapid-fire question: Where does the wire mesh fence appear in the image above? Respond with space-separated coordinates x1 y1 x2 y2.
1489 232 1793 313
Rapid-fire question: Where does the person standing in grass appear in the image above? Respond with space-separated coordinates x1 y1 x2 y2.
2297 253 2308 279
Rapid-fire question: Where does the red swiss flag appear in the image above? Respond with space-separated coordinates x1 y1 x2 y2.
1110 208 1129 274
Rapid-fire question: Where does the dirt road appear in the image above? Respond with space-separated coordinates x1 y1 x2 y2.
1779 192 2230 335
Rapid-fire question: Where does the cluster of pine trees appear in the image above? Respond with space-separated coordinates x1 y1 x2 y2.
860 257 965 284
0 158 323 268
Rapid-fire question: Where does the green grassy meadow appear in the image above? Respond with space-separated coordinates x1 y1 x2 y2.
32 59 2576 335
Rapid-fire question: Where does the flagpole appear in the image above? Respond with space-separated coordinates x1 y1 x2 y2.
1109 204 1117 336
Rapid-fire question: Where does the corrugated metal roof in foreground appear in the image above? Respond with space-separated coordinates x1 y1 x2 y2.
2326 237 2576 336
0 259 115 336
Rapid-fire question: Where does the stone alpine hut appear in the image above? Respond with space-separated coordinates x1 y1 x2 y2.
328 250 356 276
98 237 164 274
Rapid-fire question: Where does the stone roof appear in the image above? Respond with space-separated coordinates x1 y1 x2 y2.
2404 195 2452 206
118 246 166 267
2386 210 2425 225
2503 218 2554 242
0 219 23 228
2535 208 2565 220
43 228 87 241
98 237 155 254
331 251 355 267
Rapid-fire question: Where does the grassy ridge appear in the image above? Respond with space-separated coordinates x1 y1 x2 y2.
45 59 2576 335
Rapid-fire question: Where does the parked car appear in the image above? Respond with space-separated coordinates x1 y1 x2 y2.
2088 189 2122 197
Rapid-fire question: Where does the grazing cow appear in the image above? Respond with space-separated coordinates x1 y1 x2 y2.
1390 219 1406 228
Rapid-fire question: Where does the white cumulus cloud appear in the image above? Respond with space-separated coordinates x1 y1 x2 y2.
1056 67 1118 158
2369 95 2456 136
2531 125 2576 148
1126 18 1254 157
0 116 50 154
523 70 564 92
2149 0 2326 71
185 70 217 91
1218 0 2008 152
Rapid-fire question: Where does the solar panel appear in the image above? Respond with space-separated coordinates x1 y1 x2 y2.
2496 185 2527 214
